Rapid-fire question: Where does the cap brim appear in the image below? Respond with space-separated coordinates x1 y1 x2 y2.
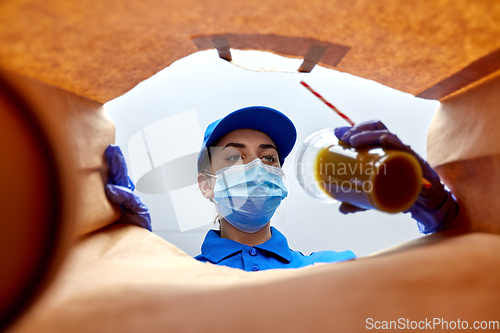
205 106 296 165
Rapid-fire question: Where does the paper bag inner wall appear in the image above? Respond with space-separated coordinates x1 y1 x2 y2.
5 71 120 237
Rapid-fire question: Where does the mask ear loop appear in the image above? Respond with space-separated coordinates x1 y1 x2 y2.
205 173 217 204
205 173 222 228
207 171 236 214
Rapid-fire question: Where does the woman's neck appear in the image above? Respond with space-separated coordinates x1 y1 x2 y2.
219 219 272 246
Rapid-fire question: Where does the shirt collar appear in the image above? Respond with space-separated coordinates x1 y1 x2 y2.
201 227 293 264
201 229 246 263
254 227 293 263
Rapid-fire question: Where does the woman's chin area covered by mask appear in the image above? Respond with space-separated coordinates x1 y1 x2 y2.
197 128 287 245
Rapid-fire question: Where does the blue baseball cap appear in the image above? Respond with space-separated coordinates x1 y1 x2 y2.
197 106 297 172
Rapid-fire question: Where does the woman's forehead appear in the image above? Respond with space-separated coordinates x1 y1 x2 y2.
214 129 275 147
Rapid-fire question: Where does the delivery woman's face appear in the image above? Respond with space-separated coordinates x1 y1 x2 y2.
210 129 280 173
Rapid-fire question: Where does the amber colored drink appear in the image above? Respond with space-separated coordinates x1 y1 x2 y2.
314 145 422 213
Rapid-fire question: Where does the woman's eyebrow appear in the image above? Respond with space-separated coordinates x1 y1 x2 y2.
259 144 278 152
221 143 277 152
222 142 245 150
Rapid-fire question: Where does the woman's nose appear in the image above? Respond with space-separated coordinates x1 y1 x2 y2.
254 167 269 185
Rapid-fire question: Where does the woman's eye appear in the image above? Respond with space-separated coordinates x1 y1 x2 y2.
227 154 241 162
261 155 276 163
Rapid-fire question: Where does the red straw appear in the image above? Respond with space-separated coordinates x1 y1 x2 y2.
300 80 432 189
300 80 355 126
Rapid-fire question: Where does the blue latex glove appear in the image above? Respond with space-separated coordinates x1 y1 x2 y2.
334 120 459 234
105 145 152 231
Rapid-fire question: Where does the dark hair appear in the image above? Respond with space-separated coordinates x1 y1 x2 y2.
198 146 223 227
198 147 212 175
198 147 217 211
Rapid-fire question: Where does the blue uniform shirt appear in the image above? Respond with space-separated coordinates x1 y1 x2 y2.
194 227 356 271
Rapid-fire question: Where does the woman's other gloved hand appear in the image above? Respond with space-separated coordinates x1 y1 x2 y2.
104 145 152 231
334 120 459 234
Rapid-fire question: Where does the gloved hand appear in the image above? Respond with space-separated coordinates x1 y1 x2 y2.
105 145 152 231
334 120 459 234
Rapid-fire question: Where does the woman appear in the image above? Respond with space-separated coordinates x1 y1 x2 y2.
192 106 459 271
194 106 356 271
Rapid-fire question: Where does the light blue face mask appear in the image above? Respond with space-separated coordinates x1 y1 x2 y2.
212 158 288 233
